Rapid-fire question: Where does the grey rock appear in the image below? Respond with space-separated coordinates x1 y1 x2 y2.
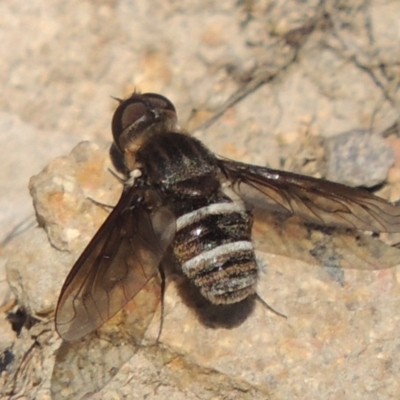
325 129 394 187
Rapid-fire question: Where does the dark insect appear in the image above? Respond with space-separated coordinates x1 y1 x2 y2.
55 92 400 341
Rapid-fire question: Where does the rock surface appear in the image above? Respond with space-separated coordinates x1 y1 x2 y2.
2 1 400 399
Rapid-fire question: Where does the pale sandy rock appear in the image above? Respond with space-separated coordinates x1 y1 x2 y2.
3 1 400 400
6 229 74 318
5 137 400 400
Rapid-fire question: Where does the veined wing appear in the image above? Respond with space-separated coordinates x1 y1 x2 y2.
55 186 175 341
219 159 400 233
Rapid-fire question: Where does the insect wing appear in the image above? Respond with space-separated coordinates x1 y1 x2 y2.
51 275 162 399
55 187 176 341
219 159 400 233
250 210 400 271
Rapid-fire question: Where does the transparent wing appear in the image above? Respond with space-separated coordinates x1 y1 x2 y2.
55 187 176 341
52 275 162 398
219 159 400 233
251 211 400 271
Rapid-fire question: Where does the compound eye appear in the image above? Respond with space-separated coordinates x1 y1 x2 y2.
120 102 147 131
142 93 176 114
111 93 177 152
112 99 146 146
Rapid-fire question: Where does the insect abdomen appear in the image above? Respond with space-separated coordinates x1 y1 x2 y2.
137 131 258 304
174 201 258 304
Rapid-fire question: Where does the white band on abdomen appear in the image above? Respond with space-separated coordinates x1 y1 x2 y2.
176 202 244 231
182 240 254 275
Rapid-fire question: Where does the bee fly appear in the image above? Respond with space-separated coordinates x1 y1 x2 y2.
55 92 400 341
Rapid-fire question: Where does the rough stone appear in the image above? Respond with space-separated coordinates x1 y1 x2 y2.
3 1 400 399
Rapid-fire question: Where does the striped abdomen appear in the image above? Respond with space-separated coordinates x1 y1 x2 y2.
173 199 258 304
137 131 258 304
